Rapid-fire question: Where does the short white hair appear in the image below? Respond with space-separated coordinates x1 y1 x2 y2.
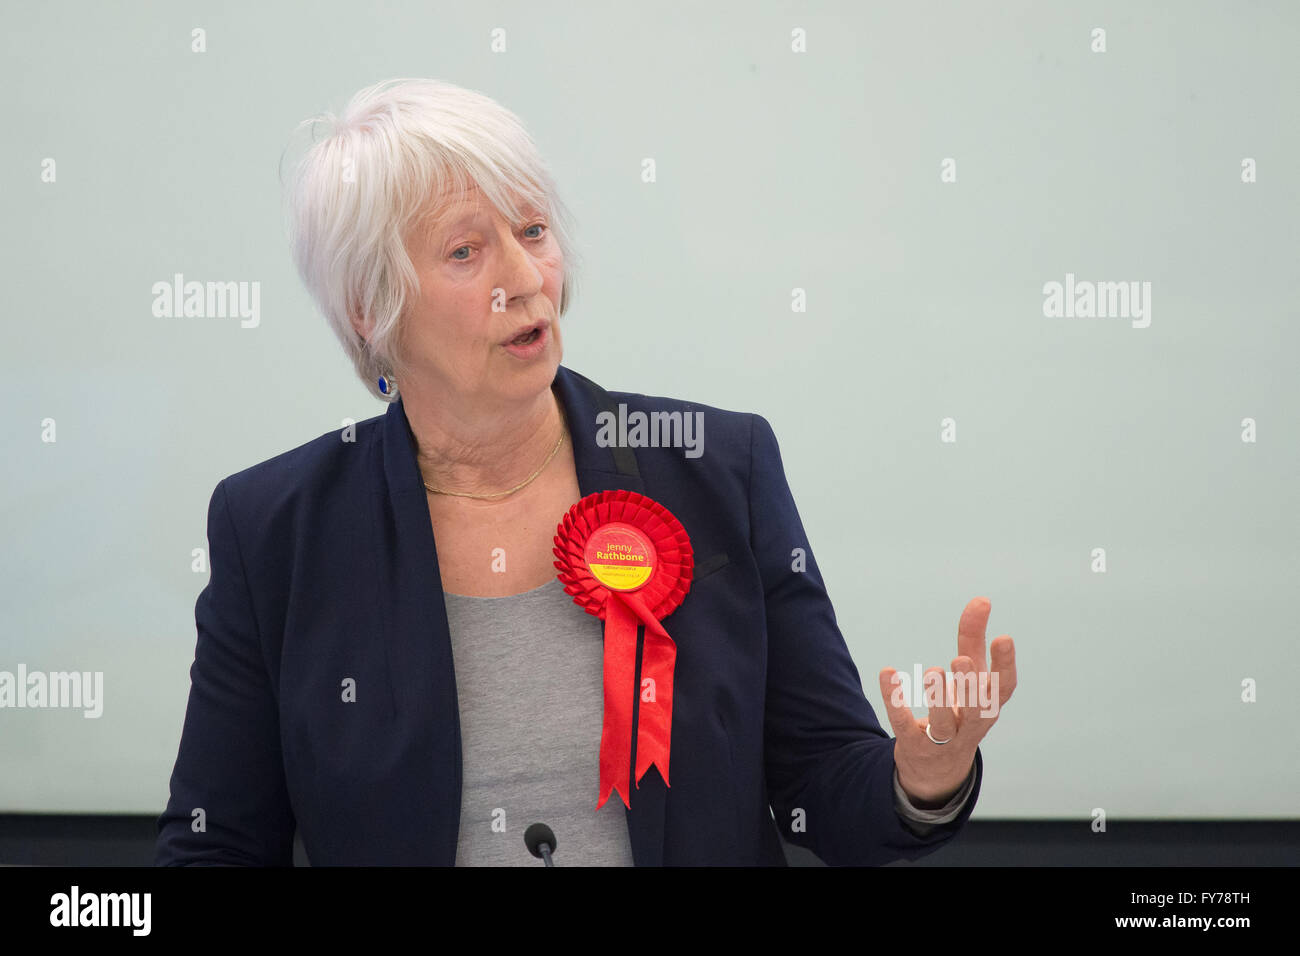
285 78 582 401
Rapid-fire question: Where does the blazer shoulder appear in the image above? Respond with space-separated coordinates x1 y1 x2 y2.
601 382 760 444
215 410 386 522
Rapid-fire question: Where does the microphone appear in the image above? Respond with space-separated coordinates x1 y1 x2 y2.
524 823 558 866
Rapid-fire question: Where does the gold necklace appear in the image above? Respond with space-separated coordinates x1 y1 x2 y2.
422 423 567 500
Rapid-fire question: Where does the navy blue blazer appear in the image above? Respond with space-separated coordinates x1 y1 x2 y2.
155 364 982 866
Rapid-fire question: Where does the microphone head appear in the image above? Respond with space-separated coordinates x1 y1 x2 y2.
524 822 557 858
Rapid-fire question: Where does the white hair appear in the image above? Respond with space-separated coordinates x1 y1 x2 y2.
284 78 582 401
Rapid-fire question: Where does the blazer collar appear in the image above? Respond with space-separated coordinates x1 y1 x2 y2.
377 364 668 866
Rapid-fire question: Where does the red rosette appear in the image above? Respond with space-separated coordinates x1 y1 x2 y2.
553 489 694 810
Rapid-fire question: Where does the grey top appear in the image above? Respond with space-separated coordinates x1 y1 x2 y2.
443 577 974 866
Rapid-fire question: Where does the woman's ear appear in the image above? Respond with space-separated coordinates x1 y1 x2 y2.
349 310 370 342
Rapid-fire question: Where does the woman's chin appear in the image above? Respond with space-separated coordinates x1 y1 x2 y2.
492 348 561 398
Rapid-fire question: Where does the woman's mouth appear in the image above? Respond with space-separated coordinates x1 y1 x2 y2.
503 323 549 358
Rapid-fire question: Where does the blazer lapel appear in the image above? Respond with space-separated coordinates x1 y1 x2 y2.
374 388 461 864
375 364 669 867
552 366 669 868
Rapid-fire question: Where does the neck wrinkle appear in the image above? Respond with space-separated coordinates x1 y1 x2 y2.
409 385 569 498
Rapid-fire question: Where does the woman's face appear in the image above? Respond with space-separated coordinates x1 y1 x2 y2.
394 182 565 412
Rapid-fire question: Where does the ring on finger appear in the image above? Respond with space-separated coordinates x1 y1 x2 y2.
926 723 952 745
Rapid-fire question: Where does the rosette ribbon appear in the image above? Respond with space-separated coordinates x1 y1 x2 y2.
553 490 693 810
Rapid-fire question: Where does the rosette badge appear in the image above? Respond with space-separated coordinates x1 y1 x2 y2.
553 490 693 810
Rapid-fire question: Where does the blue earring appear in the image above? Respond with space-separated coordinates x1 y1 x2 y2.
378 374 397 397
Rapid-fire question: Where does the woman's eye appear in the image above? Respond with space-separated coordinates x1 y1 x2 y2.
450 225 543 261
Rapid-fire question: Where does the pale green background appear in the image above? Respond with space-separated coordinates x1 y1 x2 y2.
1 0 1296 818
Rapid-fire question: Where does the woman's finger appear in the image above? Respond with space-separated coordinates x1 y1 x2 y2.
878 668 925 742
924 666 958 743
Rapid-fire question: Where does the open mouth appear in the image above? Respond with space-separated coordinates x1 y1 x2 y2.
510 328 541 346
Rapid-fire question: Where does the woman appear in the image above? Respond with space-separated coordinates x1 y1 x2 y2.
155 78 1015 866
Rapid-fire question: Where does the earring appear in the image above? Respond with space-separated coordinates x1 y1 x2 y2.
378 373 398 397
